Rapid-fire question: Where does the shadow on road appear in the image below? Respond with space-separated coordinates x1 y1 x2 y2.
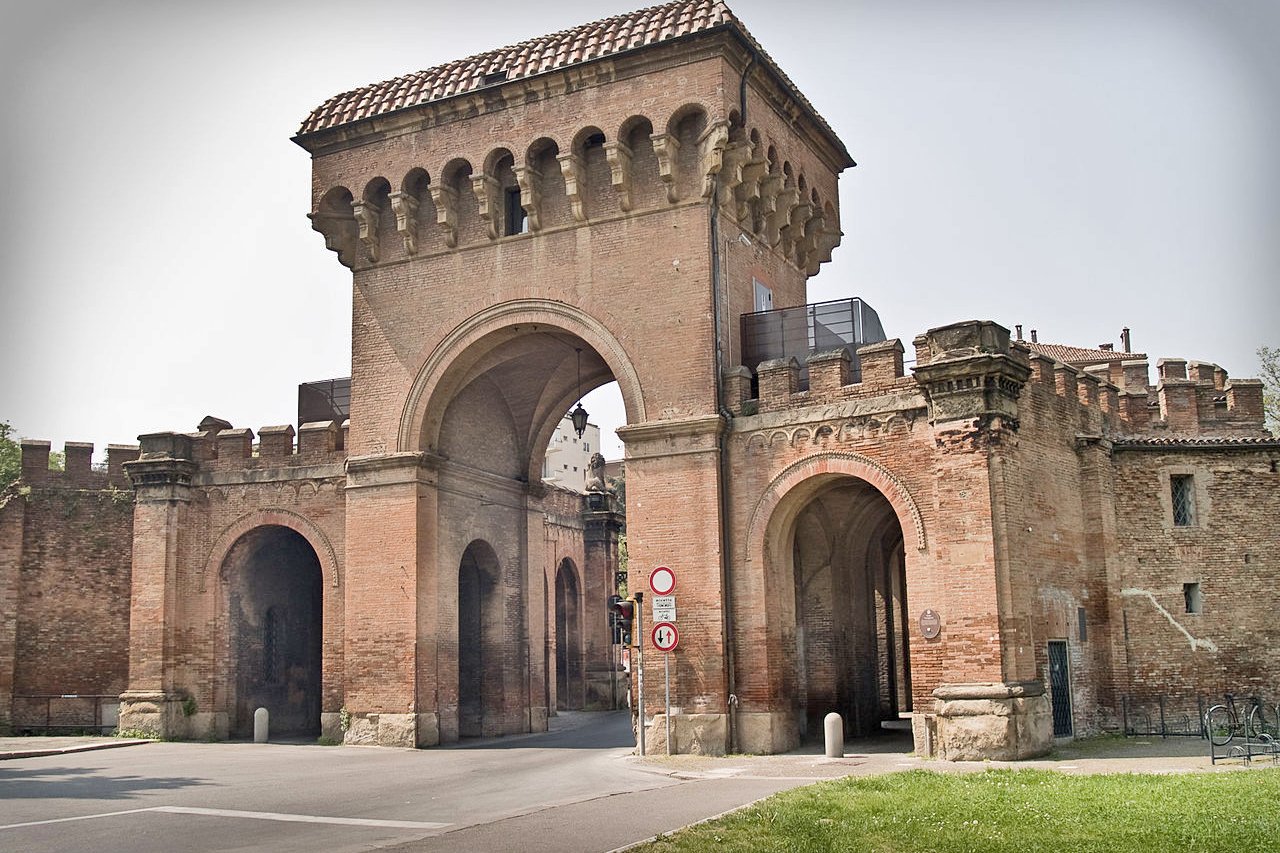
0 764 212 800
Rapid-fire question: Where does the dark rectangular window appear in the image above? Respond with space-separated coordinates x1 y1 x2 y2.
505 187 527 235
1171 474 1195 526
1184 582 1202 614
1077 607 1087 642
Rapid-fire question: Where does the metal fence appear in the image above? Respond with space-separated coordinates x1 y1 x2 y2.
12 694 119 734
1121 694 1207 738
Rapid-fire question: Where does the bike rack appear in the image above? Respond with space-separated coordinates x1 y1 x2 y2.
1205 696 1280 765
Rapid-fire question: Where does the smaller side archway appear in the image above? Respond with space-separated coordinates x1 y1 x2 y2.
221 525 324 739
554 558 584 710
458 539 504 738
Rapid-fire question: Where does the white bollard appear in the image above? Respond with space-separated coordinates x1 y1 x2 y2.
824 712 843 758
254 707 269 743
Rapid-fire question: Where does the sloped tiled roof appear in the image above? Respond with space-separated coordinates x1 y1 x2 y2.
1026 342 1146 365
297 0 839 149
1113 436 1279 448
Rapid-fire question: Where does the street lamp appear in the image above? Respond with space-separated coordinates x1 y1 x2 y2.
570 347 589 438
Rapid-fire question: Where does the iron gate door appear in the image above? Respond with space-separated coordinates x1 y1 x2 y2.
1048 640 1072 737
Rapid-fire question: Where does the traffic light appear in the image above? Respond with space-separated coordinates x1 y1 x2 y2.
610 595 635 646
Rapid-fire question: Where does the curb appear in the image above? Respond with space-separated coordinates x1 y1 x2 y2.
0 739 153 761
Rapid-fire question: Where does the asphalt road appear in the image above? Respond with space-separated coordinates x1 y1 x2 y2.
0 712 806 853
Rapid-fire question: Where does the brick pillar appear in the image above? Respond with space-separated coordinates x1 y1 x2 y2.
912 320 1051 761
617 414 729 755
583 490 625 710
343 452 432 747
118 433 197 738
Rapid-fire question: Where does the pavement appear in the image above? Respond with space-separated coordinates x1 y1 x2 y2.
0 718 1273 853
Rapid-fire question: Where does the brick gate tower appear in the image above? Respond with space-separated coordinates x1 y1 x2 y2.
288 0 850 748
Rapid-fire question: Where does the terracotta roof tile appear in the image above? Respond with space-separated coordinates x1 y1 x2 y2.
1026 342 1147 366
1113 436 1279 448
296 0 840 150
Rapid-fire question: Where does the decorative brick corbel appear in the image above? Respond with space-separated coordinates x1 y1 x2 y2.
513 165 543 232
735 157 768 224
763 185 799 247
388 191 420 255
797 208 825 274
307 210 358 269
470 174 501 240
603 141 633 212
558 152 588 221
351 200 382 263
650 132 681 203
429 184 458 248
781 200 813 260
808 223 842 276
698 120 730 199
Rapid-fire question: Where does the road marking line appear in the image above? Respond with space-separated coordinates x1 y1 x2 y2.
0 808 154 831
152 806 451 830
0 807 450 833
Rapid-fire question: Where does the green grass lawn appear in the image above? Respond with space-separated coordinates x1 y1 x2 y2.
636 769 1280 852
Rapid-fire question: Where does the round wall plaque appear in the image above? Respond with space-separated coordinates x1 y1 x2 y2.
919 608 941 639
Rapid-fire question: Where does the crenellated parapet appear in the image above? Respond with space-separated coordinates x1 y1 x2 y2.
729 317 1271 445
15 440 138 490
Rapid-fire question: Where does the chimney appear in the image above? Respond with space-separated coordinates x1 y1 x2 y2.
1099 343 1114 352
1015 324 1023 341
1030 329 1038 343
1121 327 1132 353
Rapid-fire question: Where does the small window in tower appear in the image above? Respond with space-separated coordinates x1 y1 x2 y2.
583 442 590 452
1170 474 1195 526
1077 607 1087 642
505 186 527 235
1183 582 1202 614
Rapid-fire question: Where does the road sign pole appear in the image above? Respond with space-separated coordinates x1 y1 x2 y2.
635 591 645 757
665 652 672 756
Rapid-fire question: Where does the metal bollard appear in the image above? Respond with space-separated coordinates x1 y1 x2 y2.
824 712 843 758
254 707 269 743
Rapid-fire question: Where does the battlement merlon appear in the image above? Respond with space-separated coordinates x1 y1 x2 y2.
16 439 139 489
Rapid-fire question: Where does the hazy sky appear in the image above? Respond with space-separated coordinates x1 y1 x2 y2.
2 0 1276 461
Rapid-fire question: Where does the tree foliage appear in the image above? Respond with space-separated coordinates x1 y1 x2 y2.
1260 345 1280 434
0 421 18 487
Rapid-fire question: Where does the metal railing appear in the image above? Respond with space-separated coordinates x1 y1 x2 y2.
740 297 886 392
12 694 118 734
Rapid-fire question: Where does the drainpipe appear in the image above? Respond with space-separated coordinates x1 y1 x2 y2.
708 171 738 754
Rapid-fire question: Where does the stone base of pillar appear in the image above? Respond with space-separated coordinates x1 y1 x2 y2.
733 710 800 755
928 681 1053 761
584 668 624 710
118 691 188 738
528 705 549 734
344 711 440 747
646 713 730 756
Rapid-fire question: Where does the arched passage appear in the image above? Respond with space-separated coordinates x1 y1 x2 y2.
789 479 909 739
458 539 503 738
555 558 584 710
222 525 323 738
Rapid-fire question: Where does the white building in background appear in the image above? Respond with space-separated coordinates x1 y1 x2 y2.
542 416 601 493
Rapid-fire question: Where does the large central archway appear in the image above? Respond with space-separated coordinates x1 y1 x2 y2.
223 525 324 739
410 308 635 743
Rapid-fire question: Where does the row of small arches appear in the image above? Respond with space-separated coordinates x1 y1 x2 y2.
310 102 837 273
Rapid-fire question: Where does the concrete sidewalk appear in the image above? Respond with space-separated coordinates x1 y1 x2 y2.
630 729 1266 780
0 735 153 760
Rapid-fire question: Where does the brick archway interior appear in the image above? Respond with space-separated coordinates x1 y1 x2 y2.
767 474 910 741
222 525 323 738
